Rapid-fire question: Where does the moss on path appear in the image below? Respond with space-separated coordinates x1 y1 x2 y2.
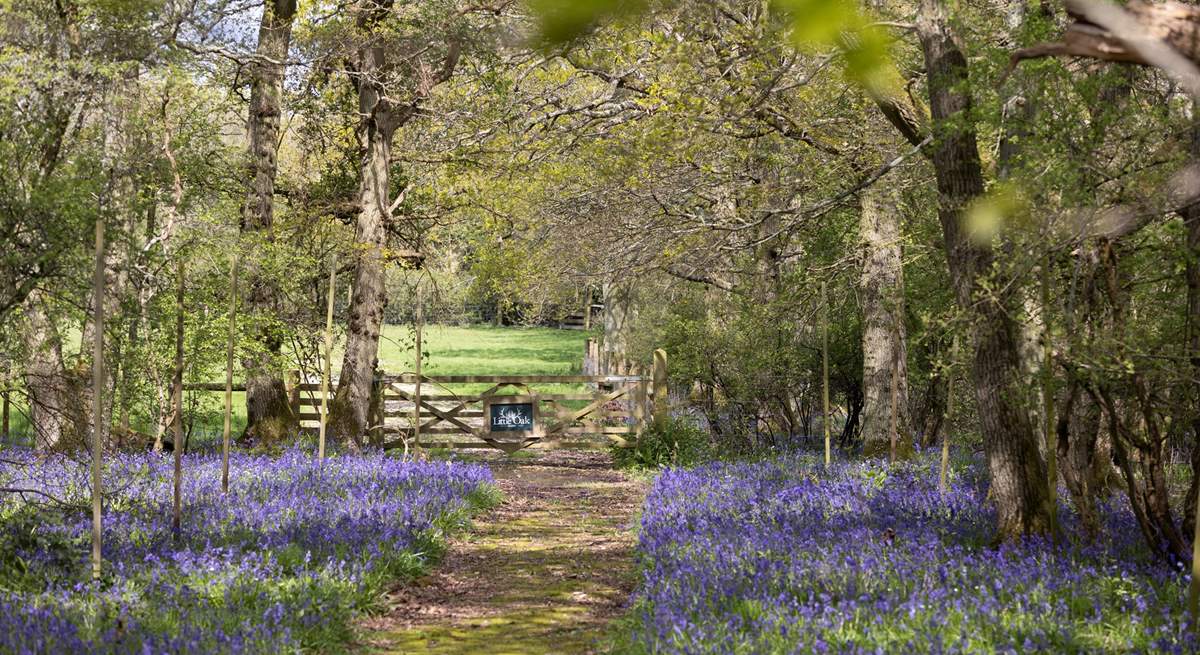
357 451 646 655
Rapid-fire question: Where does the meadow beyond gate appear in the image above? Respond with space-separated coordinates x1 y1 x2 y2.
193 352 669 453
380 373 661 452
288 351 669 453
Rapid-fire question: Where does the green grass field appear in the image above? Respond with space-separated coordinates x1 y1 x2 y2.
2 325 591 443
371 324 591 399
372 325 587 377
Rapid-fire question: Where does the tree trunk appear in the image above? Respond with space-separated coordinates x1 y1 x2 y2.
859 182 911 458
329 50 394 447
22 294 87 451
1184 201 1200 540
240 0 298 445
1180 102 1200 543
78 66 139 450
601 281 638 374
917 353 948 448
916 0 1054 539
326 3 461 446
1055 377 1106 536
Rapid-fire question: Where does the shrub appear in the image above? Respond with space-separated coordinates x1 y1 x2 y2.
612 417 713 469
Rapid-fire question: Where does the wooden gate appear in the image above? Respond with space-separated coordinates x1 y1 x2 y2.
381 374 656 452
203 350 669 454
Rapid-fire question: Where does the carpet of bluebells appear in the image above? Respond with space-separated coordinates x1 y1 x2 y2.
0 449 493 654
627 453 1199 654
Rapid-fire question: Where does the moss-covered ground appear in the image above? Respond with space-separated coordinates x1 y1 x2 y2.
356 450 645 655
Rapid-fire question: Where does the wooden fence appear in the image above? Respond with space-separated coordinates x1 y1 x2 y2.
185 351 669 453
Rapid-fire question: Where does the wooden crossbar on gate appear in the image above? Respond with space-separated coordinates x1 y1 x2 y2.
185 349 670 454
373 371 665 452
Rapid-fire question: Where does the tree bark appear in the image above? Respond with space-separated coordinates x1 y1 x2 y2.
329 102 393 447
915 0 1054 539
1180 102 1200 544
81 65 140 450
859 182 911 458
326 5 462 445
22 294 87 451
1184 196 1200 541
601 280 639 374
1055 377 1106 536
240 0 298 445
916 338 949 448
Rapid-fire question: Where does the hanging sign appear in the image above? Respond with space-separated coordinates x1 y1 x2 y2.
481 394 544 442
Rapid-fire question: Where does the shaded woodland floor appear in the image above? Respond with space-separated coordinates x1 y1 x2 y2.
357 450 646 655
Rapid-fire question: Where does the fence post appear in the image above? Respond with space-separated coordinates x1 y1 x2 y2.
822 280 831 468
632 364 647 436
318 254 336 463
172 259 184 544
222 253 238 492
286 369 300 419
412 277 424 457
652 349 668 427
368 373 385 448
1 380 9 445
90 216 106 581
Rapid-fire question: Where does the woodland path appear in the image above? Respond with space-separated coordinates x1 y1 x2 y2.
357 450 647 655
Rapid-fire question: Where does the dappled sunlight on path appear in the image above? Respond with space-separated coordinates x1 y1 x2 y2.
357 451 646 655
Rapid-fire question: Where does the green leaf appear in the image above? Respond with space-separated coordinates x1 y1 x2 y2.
778 0 858 45
528 0 648 45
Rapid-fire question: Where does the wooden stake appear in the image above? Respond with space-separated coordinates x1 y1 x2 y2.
889 362 899 464
583 289 592 331
90 217 105 581
1042 253 1059 535
1191 481 1200 620
222 254 238 493
821 280 831 468
652 349 669 427
412 276 424 457
2 373 10 446
939 336 958 496
319 254 336 462
172 259 184 543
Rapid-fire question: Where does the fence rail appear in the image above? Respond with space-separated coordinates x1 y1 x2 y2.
183 353 669 454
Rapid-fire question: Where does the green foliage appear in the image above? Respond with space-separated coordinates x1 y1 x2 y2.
612 417 713 469
0 506 85 592
528 0 648 45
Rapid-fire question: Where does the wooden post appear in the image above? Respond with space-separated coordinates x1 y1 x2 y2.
117 358 129 446
1041 253 1058 535
319 255 336 462
286 369 300 418
172 259 184 543
888 362 899 464
1192 475 1200 620
412 276 424 456
652 348 668 427
2 374 10 446
939 336 958 496
222 254 238 493
821 281 831 468
368 375 384 448
633 376 647 437
90 216 105 581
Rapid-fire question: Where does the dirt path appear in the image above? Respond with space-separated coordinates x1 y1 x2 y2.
358 451 646 655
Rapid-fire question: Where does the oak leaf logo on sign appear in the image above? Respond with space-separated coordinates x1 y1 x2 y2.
493 407 532 428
